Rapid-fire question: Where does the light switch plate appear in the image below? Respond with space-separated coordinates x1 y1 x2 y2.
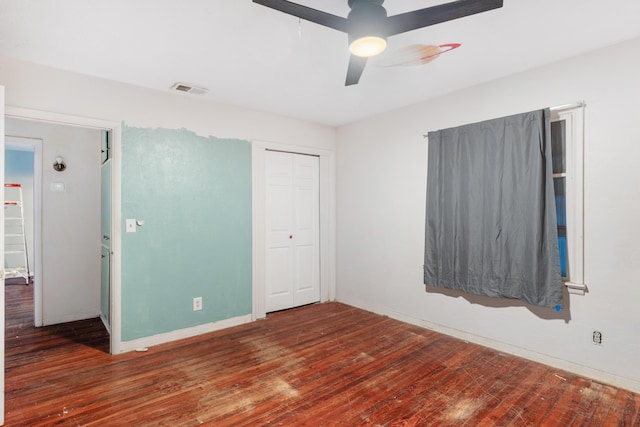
50 182 65 192
126 219 136 233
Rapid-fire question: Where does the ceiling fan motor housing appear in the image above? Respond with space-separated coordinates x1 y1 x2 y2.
347 0 388 41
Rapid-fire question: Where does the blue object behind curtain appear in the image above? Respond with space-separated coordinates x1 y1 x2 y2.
424 109 563 308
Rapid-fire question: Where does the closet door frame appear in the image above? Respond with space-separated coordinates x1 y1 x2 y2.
251 140 335 320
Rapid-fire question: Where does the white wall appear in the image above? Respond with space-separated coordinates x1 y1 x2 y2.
6 118 102 325
0 55 336 151
336 37 640 392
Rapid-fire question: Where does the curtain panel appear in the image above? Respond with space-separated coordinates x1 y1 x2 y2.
424 109 563 308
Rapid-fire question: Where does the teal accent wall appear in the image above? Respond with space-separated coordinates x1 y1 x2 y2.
121 125 252 341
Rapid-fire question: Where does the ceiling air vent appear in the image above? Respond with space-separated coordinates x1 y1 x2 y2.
170 82 209 96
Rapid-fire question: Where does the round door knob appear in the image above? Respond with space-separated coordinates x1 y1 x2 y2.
289 235 293 239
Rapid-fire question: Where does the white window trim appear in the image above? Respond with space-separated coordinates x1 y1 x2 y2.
551 104 586 295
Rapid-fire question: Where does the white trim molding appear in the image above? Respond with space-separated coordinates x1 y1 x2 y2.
552 104 586 295
119 314 253 353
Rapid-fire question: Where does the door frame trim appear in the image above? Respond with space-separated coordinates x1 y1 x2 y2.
251 140 335 319
4 106 122 354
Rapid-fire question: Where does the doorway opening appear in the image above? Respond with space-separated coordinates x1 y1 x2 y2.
3 110 121 355
4 136 41 322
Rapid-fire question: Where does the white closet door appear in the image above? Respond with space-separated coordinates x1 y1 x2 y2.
265 151 319 312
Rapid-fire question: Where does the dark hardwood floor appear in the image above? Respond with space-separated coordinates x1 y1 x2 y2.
4 282 640 426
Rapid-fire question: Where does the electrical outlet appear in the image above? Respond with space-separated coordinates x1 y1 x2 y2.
593 330 602 345
193 297 203 311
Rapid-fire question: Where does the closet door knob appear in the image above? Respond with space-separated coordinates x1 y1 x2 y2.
289 235 293 239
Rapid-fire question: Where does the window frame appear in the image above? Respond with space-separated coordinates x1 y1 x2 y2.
551 105 586 295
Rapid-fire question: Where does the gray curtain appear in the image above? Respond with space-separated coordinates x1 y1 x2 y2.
424 109 563 308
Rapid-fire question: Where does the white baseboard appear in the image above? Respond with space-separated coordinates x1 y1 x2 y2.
339 298 640 394
119 314 253 353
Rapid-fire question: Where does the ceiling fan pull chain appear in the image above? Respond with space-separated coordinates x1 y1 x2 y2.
298 18 302 38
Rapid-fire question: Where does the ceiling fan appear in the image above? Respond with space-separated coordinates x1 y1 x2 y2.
253 0 504 86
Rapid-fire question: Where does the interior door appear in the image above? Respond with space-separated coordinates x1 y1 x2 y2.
265 151 320 312
1 84 7 425
100 152 111 329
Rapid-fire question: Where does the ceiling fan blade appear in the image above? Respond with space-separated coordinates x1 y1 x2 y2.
345 55 368 86
385 0 503 36
253 0 349 32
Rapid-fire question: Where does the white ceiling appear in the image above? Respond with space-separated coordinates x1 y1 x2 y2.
1 0 640 127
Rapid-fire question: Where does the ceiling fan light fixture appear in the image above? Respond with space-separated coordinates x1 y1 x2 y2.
252 0 504 85
349 35 387 57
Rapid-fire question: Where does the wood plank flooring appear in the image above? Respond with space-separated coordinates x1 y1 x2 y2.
5 282 640 426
